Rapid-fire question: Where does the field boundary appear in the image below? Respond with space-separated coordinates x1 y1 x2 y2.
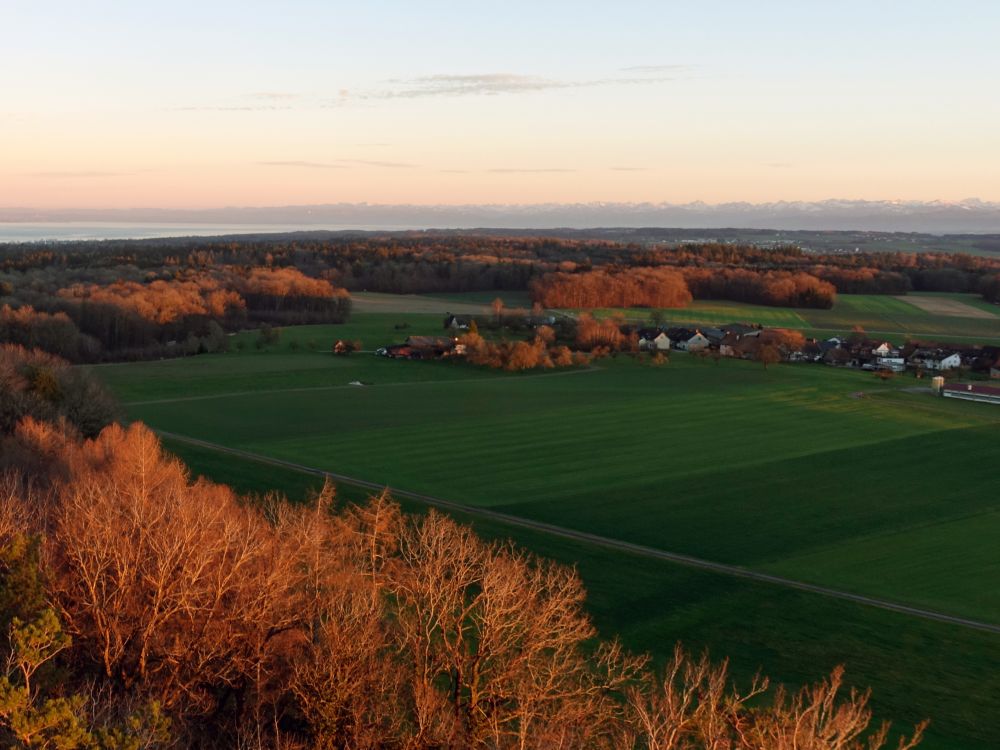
156 429 1000 636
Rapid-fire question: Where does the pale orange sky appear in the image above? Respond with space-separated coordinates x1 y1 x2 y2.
3 1 999 209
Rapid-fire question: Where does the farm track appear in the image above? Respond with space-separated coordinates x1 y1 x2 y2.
155 429 1000 636
124 365 603 406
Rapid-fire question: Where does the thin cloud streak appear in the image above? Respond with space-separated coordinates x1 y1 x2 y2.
21 170 149 178
259 159 417 170
172 105 294 112
342 159 416 169
258 161 348 170
619 64 694 73
246 91 300 100
177 67 693 111
365 69 689 100
487 168 576 174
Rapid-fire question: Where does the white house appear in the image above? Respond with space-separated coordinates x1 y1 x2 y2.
909 349 962 371
681 332 711 352
876 356 907 372
638 331 671 351
930 353 961 370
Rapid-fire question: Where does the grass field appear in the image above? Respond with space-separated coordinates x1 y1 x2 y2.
591 292 1000 343
92 311 1000 749
162 436 1000 750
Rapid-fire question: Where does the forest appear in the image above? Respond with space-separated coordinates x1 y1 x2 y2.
531 267 836 309
0 347 927 749
2 234 999 362
0 264 350 362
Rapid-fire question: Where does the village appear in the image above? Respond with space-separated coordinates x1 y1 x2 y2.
363 311 1000 392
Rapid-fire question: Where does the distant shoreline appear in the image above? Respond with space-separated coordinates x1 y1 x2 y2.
0 222 426 243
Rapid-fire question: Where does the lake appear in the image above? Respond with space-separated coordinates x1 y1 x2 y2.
0 222 417 243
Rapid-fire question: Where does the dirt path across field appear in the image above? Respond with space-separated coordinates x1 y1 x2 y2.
156 430 1000 635
897 295 998 319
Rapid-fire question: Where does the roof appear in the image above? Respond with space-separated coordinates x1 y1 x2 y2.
911 348 960 359
405 336 457 349
636 328 666 340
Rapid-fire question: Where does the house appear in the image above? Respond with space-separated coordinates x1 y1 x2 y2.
967 346 999 374
942 383 1000 405
443 313 471 330
380 344 414 359
909 348 962 371
719 332 742 357
823 348 851 367
818 338 842 356
637 328 671 351
801 339 823 362
875 356 907 373
382 336 464 359
871 341 899 358
992 357 1000 380
666 327 695 349
734 336 761 359
700 327 724 345
721 322 760 337
680 331 711 352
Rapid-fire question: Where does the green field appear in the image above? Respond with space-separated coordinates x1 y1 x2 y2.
93 312 1000 749
592 292 1000 343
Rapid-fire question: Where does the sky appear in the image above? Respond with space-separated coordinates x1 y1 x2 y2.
2 0 999 210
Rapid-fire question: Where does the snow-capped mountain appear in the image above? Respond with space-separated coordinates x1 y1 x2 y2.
4 199 1000 233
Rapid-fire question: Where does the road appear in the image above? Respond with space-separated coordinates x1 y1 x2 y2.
155 429 1000 636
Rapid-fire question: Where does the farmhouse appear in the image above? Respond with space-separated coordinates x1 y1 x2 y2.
678 331 711 352
443 314 471 330
637 328 671 351
665 327 694 348
719 332 742 358
942 383 1000 405
700 327 724 345
823 347 851 367
908 348 962 371
721 322 761 337
800 339 823 362
381 335 465 359
875 356 907 373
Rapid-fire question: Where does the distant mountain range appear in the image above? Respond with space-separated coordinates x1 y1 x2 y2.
5 199 1000 233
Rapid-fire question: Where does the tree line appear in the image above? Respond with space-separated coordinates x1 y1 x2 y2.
0 267 349 362
532 267 836 310
5 235 1000 301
